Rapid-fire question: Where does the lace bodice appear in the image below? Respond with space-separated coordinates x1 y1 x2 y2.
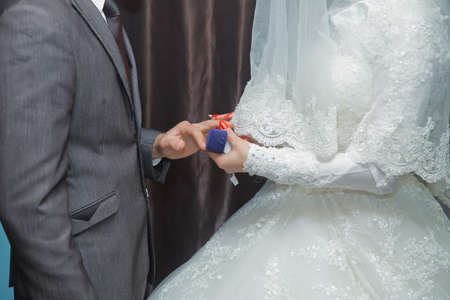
235 0 450 188
330 2 374 151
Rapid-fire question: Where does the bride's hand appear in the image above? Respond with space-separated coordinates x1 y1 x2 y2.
209 112 234 121
208 128 250 174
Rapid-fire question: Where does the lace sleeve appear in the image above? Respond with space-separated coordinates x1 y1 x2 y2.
238 0 450 191
243 143 399 194
345 0 450 186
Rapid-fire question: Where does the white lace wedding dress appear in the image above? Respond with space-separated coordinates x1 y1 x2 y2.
149 0 450 299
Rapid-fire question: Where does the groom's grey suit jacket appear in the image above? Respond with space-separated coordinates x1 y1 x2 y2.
0 0 170 299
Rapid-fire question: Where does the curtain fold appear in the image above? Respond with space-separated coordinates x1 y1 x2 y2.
119 0 262 283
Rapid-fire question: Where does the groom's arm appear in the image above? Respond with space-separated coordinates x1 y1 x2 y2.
140 128 171 183
0 5 97 300
140 120 222 183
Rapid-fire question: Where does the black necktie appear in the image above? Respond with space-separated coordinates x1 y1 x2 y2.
103 0 132 92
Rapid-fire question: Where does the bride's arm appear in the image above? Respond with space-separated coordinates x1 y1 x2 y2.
244 143 399 195
209 129 399 195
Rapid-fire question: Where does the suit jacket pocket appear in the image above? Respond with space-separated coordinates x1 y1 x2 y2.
70 191 120 236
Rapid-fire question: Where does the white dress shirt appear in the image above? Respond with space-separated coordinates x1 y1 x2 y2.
91 0 106 20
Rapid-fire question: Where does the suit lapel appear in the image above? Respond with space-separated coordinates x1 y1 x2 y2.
71 0 133 102
122 30 142 128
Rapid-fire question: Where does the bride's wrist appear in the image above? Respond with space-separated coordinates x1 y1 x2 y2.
237 140 250 173
241 142 257 174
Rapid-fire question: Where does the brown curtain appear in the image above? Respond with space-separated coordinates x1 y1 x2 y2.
118 0 263 284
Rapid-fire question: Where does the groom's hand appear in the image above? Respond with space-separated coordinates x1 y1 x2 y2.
152 120 226 160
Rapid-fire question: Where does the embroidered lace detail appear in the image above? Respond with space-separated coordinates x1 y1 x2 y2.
235 0 450 186
244 144 335 186
290 238 353 272
312 284 371 300
288 178 450 299
149 179 450 300
153 187 286 300
351 119 450 185
259 257 294 300
234 76 338 161
335 0 450 186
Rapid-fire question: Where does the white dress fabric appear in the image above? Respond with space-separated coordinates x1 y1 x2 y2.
149 0 450 299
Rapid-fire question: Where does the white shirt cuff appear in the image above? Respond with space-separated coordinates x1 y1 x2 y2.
152 158 162 167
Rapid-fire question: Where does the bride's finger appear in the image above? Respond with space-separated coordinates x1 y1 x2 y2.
225 128 241 147
209 112 234 121
207 152 221 160
208 153 229 172
207 152 222 166
194 120 234 134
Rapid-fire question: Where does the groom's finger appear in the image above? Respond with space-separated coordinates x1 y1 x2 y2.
165 136 184 152
180 124 206 150
194 120 220 133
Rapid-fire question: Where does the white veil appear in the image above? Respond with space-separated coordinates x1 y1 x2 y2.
233 0 450 188
233 0 338 161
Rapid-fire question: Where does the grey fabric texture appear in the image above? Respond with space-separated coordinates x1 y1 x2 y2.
0 0 170 299
140 129 171 184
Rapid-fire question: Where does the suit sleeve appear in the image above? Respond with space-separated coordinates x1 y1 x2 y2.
0 6 97 299
140 128 171 183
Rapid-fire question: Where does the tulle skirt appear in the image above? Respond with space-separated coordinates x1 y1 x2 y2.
149 175 450 300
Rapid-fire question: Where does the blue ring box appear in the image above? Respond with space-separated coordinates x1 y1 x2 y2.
206 129 228 154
